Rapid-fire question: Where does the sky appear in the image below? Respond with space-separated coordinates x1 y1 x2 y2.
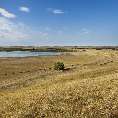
0 0 118 46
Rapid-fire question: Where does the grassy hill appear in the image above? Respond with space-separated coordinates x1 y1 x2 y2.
0 49 118 118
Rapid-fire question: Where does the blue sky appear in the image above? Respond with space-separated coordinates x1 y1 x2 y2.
0 0 118 46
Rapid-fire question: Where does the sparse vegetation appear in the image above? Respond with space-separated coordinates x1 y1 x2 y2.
0 49 118 118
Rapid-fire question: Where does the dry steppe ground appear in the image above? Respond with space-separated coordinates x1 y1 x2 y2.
0 49 118 118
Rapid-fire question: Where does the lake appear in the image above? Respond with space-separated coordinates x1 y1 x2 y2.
0 51 61 57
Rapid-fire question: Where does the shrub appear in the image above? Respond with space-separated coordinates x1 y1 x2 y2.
54 62 65 71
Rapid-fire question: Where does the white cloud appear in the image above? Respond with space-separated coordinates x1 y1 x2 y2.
0 17 49 45
19 6 30 13
0 8 16 18
81 28 90 34
0 17 29 40
53 9 64 14
47 8 64 14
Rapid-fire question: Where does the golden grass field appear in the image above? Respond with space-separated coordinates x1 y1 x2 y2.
0 49 118 118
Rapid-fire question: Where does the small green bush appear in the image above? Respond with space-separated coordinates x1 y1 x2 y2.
54 62 65 71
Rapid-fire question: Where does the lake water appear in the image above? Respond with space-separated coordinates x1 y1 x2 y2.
0 51 61 57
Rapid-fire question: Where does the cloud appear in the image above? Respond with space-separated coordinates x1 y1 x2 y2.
52 9 64 14
81 28 90 34
0 17 49 45
19 6 30 13
47 8 64 14
0 17 29 40
0 8 16 18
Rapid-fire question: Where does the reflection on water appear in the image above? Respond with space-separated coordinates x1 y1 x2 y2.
0 51 61 57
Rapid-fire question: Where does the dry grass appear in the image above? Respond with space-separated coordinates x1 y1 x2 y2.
0 49 118 118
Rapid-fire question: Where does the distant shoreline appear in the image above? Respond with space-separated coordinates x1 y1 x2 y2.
0 46 118 52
